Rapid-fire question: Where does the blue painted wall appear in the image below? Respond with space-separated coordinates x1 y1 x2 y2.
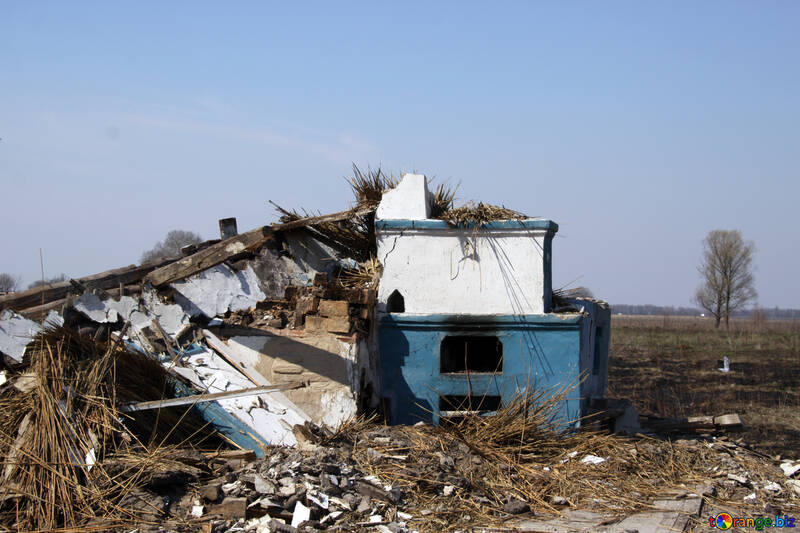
378 313 587 425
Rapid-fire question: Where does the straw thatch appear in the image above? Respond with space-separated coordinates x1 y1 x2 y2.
438 201 527 227
334 256 383 289
347 164 398 210
0 328 222 530
323 386 793 532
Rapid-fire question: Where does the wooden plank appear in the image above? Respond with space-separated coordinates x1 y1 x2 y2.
170 378 270 458
0 261 168 311
202 329 271 386
714 413 743 428
145 227 274 287
118 382 304 412
272 206 373 232
201 329 312 422
144 207 373 287
18 297 70 321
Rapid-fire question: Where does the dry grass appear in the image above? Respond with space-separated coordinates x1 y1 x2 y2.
608 315 800 456
0 328 222 530
272 201 376 262
335 256 383 289
428 181 458 218
332 385 797 532
438 201 527 227
347 164 397 210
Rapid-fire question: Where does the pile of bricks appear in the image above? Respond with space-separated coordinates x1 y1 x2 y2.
276 273 375 338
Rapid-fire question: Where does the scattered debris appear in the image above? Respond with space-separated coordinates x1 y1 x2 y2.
0 170 795 532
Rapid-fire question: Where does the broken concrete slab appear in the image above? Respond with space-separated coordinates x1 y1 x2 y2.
171 264 266 319
175 345 307 446
43 310 64 329
141 290 189 336
510 507 691 533
0 309 42 363
226 334 358 427
74 292 119 323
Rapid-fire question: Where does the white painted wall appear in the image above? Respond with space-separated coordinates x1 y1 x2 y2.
376 173 431 220
377 224 550 315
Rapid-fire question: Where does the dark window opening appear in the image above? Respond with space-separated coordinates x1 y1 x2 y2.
440 336 503 373
592 326 603 375
387 290 405 313
439 395 502 413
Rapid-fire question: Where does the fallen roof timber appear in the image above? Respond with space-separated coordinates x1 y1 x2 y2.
0 261 170 312
119 381 304 412
144 207 374 287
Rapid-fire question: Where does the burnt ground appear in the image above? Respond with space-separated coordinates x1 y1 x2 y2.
607 315 800 457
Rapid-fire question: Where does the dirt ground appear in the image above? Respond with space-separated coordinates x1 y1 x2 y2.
607 314 800 457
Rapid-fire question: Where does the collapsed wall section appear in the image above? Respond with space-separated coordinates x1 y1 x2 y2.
376 219 557 315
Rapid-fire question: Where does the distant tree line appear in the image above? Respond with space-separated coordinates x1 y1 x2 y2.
611 304 704 316
612 303 800 319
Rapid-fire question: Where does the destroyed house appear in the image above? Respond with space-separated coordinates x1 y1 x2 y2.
0 172 609 452
374 175 610 424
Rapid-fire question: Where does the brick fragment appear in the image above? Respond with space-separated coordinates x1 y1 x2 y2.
319 299 349 318
304 315 327 332
208 497 246 519
325 317 351 334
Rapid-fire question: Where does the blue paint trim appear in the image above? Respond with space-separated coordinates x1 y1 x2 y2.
123 340 268 457
377 312 585 426
380 313 581 329
172 380 269 458
376 219 559 232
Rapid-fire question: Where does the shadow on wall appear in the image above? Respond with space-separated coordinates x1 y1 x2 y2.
223 326 354 387
377 322 433 424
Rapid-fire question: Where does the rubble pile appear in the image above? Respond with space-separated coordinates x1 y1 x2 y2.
27 396 794 533
0 170 797 532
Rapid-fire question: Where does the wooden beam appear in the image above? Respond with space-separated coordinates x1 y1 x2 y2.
118 382 304 412
0 261 169 312
202 329 271 387
201 329 311 422
144 227 274 287
145 207 373 287
272 207 373 232
18 298 70 321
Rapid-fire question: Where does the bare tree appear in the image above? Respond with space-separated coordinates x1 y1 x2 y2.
0 273 21 293
28 273 68 289
694 229 756 329
141 230 203 264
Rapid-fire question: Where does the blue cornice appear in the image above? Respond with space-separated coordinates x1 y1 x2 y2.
379 313 581 330
376 218 559 232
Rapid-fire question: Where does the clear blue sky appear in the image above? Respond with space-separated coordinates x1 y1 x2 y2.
1 1 798 308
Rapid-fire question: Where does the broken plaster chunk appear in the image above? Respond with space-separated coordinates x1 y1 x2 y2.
291 500 311 528
225 242 246 254
73 292 119 323
580 454 606 465
141 290 189 336
171 264 265 318
0 310 42 362
727 473 749 485
43 310 64 329
781 461 800 478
